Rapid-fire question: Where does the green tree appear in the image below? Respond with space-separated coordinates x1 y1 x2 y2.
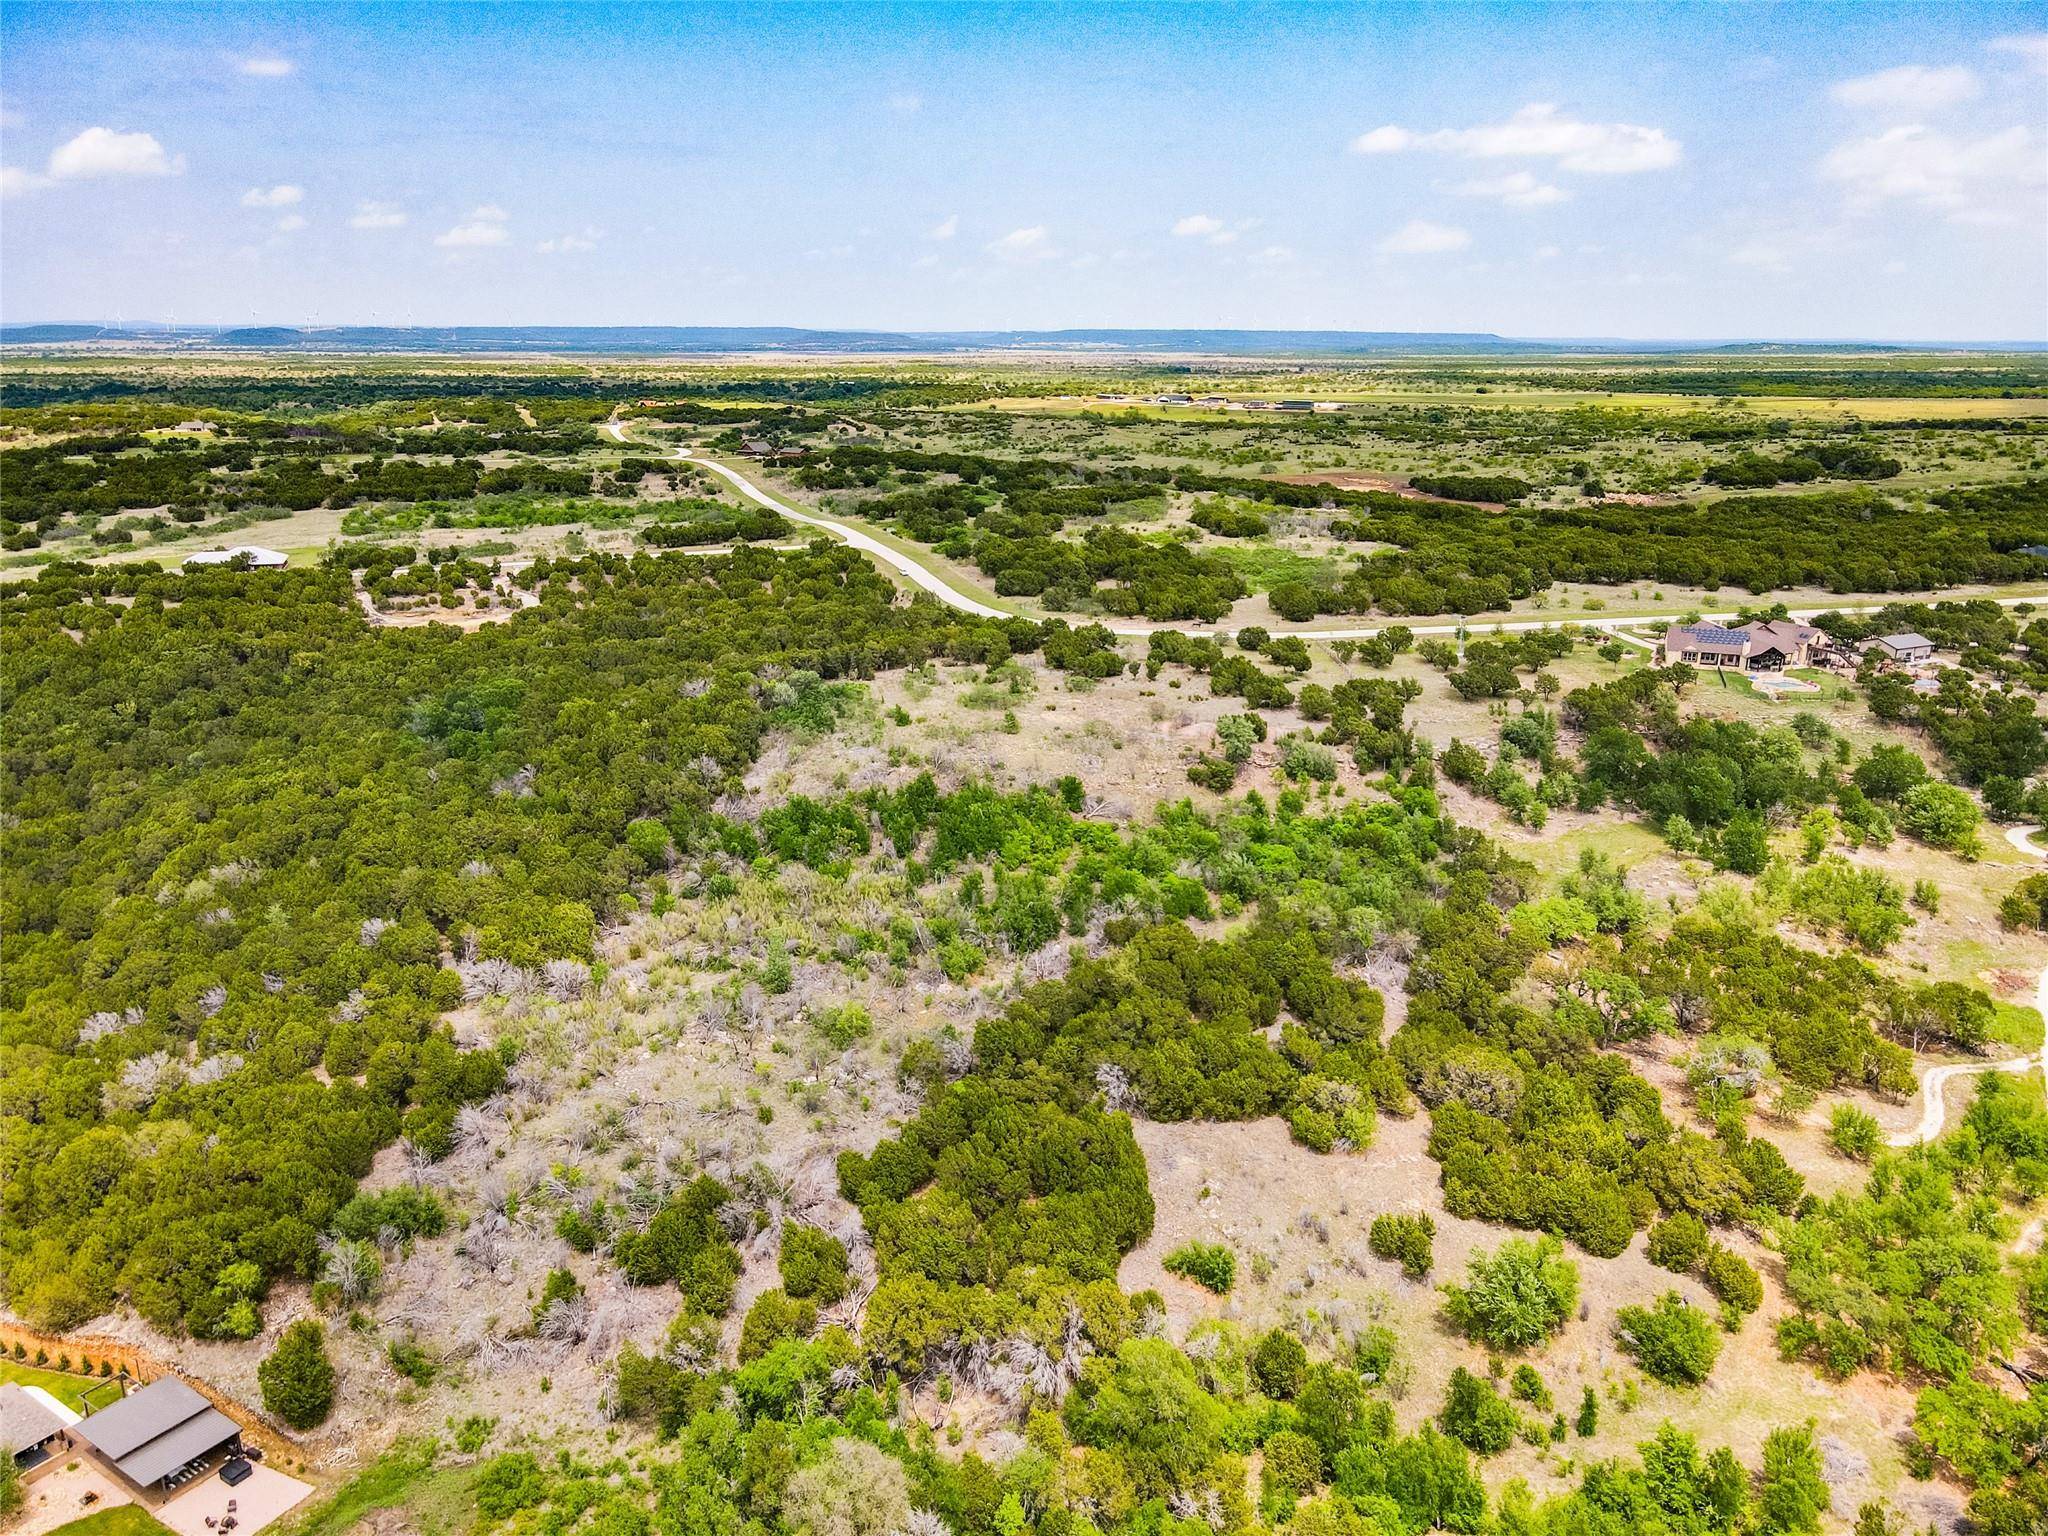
779 1225 850 1304
1441 1236 1580 1352
1757 1424 1828 1534
258 1319 336 1429
1439 1367 1518 1455
1616 1293 1722 1386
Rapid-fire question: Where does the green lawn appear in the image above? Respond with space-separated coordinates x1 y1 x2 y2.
47 1508 174 1536
1211 544 1348 592
0 1359 122 1414
1991 1001 2047 1053
279 1441 476 1536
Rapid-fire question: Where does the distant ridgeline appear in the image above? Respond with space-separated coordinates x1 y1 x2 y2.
0 323 2014 356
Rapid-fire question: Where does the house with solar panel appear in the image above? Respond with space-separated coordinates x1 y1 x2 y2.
71 1377 245 1497
1655 619 1824 673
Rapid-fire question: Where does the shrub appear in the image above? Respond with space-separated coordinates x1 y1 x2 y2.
386 1338 437 1385
1829 1104 1882 1161
258 1319 336 1428
779 1225 850 1304
533 1266 582 1329
739 1288 819 1363
1508 1363 1550 1409
1252 1328 1309 1400
1646 1213 1710 1274
1441 1236 1580 1352
1439 1367 1518 1455
1757 1424 1828 1534
473 1452 549 1521
1261 1428 1323 1498
555 1206 601 1253
1163 1241 1235 1294
1900 781 1981 855
1368 1212 1436 1279
1700 1243 1764 1324
814 1001 874 1049
1616 1292 1722 1385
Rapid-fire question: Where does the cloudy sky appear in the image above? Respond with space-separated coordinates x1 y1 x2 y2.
2 1 2043 340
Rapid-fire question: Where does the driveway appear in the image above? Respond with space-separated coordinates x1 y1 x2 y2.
157 1466 314 1536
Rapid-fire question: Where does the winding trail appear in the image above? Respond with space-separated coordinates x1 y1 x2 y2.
602 419 2048 642
1885 824 2048 1147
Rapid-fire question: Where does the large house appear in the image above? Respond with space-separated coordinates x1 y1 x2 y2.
72 1377 244 1497
1657 619 1823 672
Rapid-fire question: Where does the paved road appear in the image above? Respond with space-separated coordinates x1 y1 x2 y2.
1886 823 2048 1146
604 421 1009 616
608 420 2048 643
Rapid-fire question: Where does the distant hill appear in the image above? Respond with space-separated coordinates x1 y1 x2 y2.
1 324 2039 356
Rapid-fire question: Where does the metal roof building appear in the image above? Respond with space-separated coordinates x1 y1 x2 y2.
73 1377 243 1492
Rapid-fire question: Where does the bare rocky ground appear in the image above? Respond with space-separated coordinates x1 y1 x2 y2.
70 640 2034 1534
1119 1114 1965 1532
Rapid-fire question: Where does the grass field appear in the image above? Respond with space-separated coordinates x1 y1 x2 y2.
1992 1001 2047 1053
276 1442 475 1536
46 1508 173 1536
0 1359 123 1414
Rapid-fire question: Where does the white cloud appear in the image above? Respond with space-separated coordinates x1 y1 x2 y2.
887 92 922 114
1451 170 1569 207
275 213 308 233
1989 33 2048 74
237 54 295 78
1821 123 2045 222
1170 213 1256 245
537 228 602 254
1830 64 1981 112
986 225 1059 261
349 200 406 230
1532 244 1562 261
0 94 22 130
1352 125 1415 156
436 221 509 248
1351 103 1680 174
241 183 302 208
436 205 511 248
1 165 48 198
1378 219 1470 255
929 213 958 240
1248 244 1295 265
46 127 184 181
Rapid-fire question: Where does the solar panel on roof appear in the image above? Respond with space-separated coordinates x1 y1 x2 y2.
1686 626 1748 645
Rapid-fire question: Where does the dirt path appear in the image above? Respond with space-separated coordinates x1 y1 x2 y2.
1887 824 2048 1146
607 420 2048 643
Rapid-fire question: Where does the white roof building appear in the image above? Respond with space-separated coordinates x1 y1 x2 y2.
184 546 289 569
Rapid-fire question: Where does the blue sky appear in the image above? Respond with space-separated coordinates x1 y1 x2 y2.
3 2 2043 340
